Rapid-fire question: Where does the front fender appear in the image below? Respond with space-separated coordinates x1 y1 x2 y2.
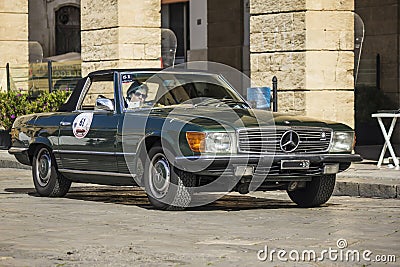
135 131 175 157
30 136 54 150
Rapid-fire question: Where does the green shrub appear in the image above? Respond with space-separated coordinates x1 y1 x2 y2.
0 90 71 130
30 90 71 114
0 90 31 130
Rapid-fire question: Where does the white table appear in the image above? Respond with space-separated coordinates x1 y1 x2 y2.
371 113 400 170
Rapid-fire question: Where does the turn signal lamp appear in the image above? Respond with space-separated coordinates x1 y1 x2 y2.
186 132 206 152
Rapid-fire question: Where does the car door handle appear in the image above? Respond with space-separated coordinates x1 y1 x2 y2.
60 122 72 126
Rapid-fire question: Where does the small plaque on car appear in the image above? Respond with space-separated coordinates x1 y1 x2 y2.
281 160 310 170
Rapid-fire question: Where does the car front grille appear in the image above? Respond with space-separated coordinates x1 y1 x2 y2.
238 127 332 154
254 165 323 177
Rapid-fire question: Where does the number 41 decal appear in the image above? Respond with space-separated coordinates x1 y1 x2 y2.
72 113 93 139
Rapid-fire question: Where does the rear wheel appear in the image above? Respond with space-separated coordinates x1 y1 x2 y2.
32 146 71 197
287 174 336 207
144 145 195 210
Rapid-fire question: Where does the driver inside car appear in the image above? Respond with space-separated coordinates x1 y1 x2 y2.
126 82 149 109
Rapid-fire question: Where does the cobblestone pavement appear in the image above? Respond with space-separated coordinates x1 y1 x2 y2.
0 168 399 266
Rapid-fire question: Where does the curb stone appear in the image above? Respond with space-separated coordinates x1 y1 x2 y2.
334 182 398 199
0 159 31 170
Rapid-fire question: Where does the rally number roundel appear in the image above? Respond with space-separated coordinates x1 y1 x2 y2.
72 113 93 139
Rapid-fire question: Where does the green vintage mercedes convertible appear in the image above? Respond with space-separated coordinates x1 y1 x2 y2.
9 69 362 210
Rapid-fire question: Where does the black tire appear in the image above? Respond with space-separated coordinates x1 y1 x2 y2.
287 174 336 208
144 145 195 210
32 146 71 197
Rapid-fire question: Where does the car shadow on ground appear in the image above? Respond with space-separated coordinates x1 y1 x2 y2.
4 186 338 211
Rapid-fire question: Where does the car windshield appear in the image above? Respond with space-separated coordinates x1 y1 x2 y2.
121 72 248 110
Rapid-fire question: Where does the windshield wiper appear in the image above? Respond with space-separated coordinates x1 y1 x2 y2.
194 98 221 107
194 98 248 108
216 99 248 107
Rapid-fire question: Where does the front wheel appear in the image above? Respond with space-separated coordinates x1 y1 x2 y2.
144 145 195 210
287 174 336 207
32 146 71 197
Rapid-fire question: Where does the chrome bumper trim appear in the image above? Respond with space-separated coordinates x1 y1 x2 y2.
58 168 135 178
8 147 28 154
53 150 136 156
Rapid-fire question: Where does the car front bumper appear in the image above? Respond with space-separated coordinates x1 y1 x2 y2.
174 153 362 179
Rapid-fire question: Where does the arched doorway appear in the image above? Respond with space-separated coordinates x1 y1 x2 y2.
55 5 80 55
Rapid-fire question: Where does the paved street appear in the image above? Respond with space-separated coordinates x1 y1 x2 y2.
0 168 399 266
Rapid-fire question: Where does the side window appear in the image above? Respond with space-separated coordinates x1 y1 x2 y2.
79 80 114 110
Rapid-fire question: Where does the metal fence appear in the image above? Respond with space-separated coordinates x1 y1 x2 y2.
4 60 81 96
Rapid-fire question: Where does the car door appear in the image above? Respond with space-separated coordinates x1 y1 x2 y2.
58 111 120 173
56 72 120 177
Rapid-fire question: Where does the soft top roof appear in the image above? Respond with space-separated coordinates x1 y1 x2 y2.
86 68 214 77
87 68 163 78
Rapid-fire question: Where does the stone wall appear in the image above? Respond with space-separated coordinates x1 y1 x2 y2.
81 0 161 76
250 0 355 127
0 0 29 91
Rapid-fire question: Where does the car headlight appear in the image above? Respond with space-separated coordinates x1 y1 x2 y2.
330 131 355 152
186 132 234 153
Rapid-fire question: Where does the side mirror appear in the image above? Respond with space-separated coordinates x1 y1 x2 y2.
95 97 114 111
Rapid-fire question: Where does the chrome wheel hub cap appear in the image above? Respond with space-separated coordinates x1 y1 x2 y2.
149 154 170 199
36 149 52 187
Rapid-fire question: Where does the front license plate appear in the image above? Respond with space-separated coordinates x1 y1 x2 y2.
281 160 310 170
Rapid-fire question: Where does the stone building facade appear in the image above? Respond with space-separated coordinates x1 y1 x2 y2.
0 1 28 90
81 0 161 75
29 0 81 57
250 0 355 126
1 0 399 137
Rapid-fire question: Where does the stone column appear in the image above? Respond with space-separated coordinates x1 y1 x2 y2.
0 1 29 91
81 0 161 76
250 0 355 127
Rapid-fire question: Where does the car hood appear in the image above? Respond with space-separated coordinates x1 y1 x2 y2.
147 107 352 131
